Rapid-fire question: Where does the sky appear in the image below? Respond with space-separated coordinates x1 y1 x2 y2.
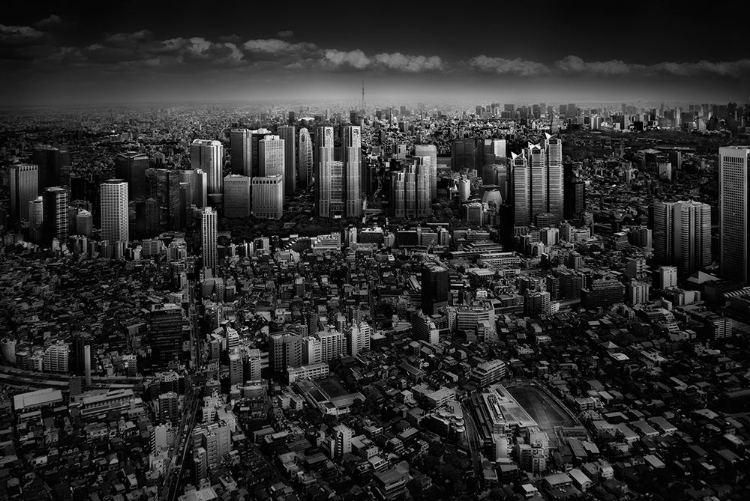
1 0 748 107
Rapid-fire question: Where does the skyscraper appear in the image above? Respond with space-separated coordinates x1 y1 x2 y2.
42 187 68 245
28 197 44 242
33 146 68 193
223 174 252 218
390 170 406 218
10 164 38 223
483 138 507 164
115 152 149 200
179 169 208 208
414 144 438 200
230 129 252 176
298 127 313 187
528 143 547 221
190 139 223 196
316 126 338 217
415 157 432 217
259 135 285 178
653 200 711 273
405 164 416 218
563 163 585 220
546 136 563 221
452 139 479 172
422 263 449 314
277 125 296 195
342 125 362 218
512 153 530 226
252 175 284 220
719 146 750 284
100 179 129 244
150 303 189 364
201 206 217 270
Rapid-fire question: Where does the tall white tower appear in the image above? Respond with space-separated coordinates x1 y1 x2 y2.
101 179 129 243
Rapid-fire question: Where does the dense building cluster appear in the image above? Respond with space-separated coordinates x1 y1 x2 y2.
0 101 749 501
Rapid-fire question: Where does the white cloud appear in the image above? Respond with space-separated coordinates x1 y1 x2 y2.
467 55 550 76
373 52 444 72
323 49 372 70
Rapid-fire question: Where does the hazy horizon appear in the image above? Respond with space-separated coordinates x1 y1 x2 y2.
1 1 748 107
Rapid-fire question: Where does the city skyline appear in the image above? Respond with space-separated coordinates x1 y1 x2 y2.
1 1 749 106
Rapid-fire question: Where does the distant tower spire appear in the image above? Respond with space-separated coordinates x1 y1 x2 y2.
361 81 365 113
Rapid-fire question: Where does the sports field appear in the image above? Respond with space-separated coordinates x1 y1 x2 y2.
507 384 576 432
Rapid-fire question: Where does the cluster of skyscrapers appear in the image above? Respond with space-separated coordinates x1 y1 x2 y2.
7 128 750 287
510 134 563 228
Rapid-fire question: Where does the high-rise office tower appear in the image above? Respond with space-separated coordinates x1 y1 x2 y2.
719 146 750 284
422 263 449 314
179 169 207 209
190 139 223 196
42 187 69 245
528 143 547 221
512 153 530 226
298 128 313 187
483 138 507 165
316 126 339 217
390 170 406 218
100 179 129 243
28 197 44 242
115 152 149 200
10 164 38 223
414 144 438 200
33 146 68 193
259 135 285 178
201 206 217 270
223 174 252 218
452 139 479 172
653 200 711 273
168 171 182 231
150 303 189 364
342 125 362 217
230 129 252 176
415 157 432 217
178 182 192 230
250 128 271 177
546 136 563 221
405 164 417 218
252 175 283 220
563 163 585 220
277 126 296 195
